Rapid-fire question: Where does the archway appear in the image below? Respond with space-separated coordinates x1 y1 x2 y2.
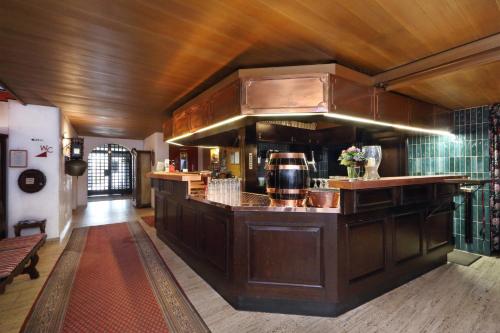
87 144 132 196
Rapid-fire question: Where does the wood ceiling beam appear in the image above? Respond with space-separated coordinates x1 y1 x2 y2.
374 33 500 90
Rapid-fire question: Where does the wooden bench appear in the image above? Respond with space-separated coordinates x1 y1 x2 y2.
0 233 46 294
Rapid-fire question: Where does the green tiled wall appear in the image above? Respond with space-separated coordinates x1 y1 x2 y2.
407 106 490 255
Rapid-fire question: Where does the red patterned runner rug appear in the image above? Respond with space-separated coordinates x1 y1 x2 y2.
141 215 155 228
22 222 209 333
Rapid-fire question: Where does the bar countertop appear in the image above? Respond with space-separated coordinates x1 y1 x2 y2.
328 175 467 190
188 192 341 213
146 171 202 182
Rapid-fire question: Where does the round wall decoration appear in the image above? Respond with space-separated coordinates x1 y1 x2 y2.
18 169 47 193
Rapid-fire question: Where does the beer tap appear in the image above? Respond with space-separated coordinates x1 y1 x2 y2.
308 150 317 173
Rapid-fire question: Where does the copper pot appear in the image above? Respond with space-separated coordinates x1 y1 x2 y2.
307 189 340 208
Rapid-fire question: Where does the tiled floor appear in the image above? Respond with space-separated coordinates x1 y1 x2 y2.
1 199 500 333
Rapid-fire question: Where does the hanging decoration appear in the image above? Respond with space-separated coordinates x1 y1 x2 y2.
488 103 500 252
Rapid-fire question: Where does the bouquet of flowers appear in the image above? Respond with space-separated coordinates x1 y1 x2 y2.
338 146 366 167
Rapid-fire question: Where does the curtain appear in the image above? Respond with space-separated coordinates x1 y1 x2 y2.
489 103 500 252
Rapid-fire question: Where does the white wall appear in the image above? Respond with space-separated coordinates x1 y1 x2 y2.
0 102 8 134
144 132 169 168
144 132 169 207
59 114 77 240
6 101 61 239
77 136 144 207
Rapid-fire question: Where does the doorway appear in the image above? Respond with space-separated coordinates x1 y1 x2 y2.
87 144 132 196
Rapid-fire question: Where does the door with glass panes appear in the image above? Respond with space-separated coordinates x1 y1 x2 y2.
87 144 132 196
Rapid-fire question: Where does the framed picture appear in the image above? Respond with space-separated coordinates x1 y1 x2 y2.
230 151 240 165
9 150 28 168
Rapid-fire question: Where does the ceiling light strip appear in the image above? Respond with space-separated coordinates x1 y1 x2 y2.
166 112 455 145
323 113 455 137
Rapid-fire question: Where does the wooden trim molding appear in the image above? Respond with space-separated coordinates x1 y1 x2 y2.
374 33 500 89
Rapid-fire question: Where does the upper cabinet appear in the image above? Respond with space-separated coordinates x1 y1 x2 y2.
409 98 433 128
241 74 329 114
172 108 190 137
433 105 452 131
189 101 209 132
331 76 374 119
375 90 410 124
163 65 452 142
163 116 173 141
209 80 241 123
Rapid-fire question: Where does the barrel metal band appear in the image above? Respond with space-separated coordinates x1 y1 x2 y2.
265 165 308 170
269 153 307 159
266 188 308 194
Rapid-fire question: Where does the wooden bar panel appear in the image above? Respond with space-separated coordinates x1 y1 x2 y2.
346 219 385 281
426 209 453 251
248 225 323 287
201 213 228 274
393 211 423 263
151 176 454 317
401 185 432 205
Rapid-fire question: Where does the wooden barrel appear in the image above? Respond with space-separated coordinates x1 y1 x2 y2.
265 152 310 207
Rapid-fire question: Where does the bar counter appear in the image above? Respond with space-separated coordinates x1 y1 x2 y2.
148 173 461 316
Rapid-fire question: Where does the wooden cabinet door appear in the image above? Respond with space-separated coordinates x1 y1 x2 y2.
433 105 452 131
172 108 190 137
408 98 434 128
375 91 410 125
163 116 173 141
331 76 374 119
188 101 209 132
209 80 240 123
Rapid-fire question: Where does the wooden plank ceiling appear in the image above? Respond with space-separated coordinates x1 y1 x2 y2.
0 0 499 139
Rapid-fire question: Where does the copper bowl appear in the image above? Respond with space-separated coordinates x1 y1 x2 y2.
307 189 340 208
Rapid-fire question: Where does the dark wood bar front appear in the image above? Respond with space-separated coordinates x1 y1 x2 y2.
149 174 460 316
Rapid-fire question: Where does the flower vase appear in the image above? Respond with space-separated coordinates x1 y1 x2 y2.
347 166 359 181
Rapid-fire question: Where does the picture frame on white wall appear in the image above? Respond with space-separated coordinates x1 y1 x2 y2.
9 149 28 168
